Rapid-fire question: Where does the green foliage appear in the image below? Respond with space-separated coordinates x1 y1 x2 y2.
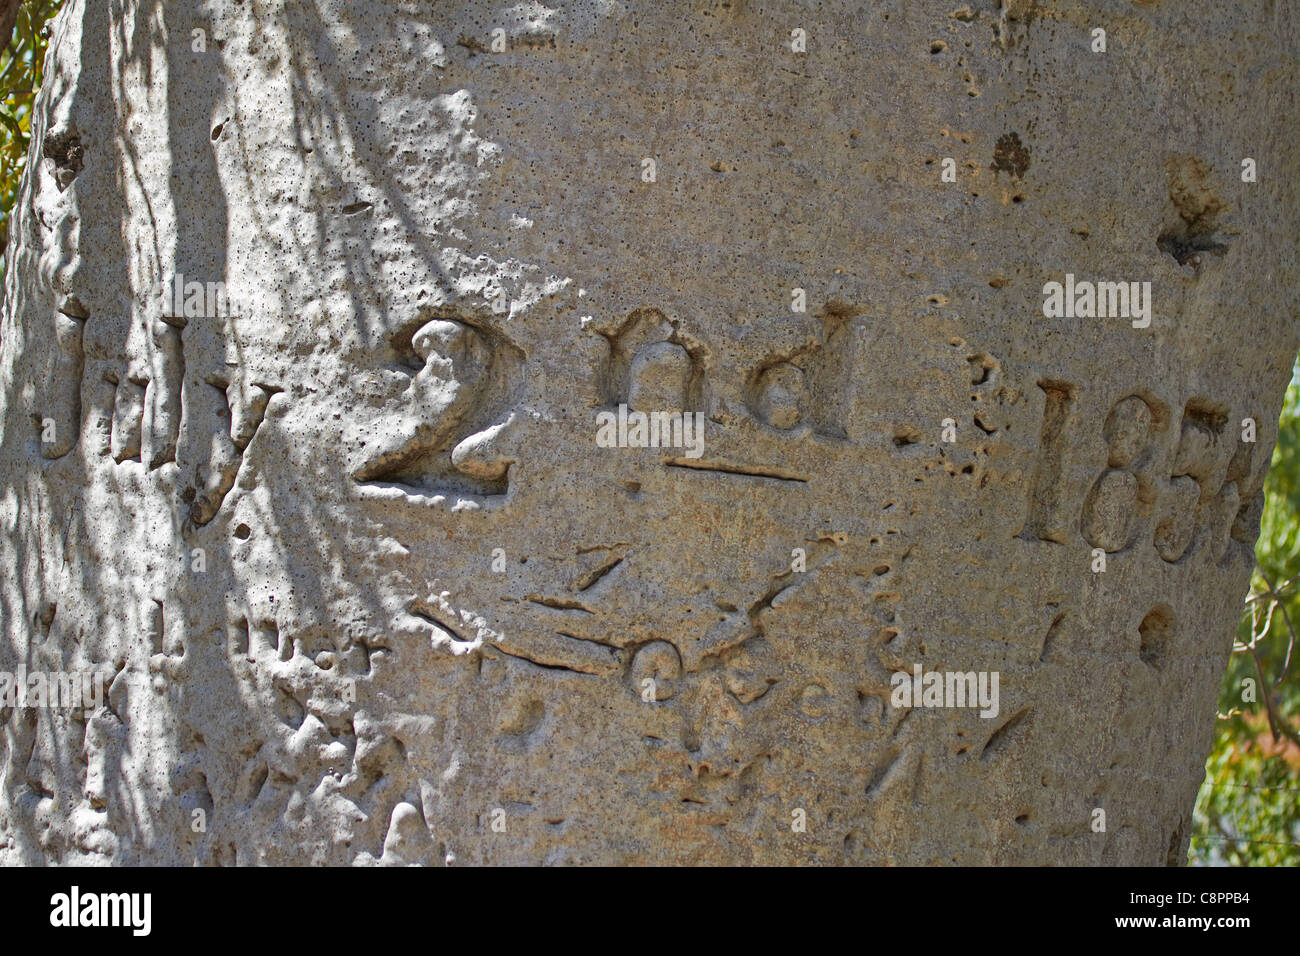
0 0 61 257
1191 368 1300 865
0 0 1291 867
1258 373 1300 584
1193 720 1300 865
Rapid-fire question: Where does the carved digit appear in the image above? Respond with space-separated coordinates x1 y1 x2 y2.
1081 395 1159 553
1022 380 1076 543
144 317 185 468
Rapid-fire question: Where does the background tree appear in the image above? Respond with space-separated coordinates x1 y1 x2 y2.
1191 372 1300 864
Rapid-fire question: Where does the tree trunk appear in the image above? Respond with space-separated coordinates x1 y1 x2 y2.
1 0 1298 865
0 1 22 56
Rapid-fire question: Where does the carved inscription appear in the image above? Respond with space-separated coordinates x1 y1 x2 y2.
1025 387 1262 563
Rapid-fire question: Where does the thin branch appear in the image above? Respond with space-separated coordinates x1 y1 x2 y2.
1243 570 1300 603
1255 564 1298 685
1248 643 1300 749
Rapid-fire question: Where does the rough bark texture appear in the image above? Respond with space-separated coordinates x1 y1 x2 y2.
1 0 1298 865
